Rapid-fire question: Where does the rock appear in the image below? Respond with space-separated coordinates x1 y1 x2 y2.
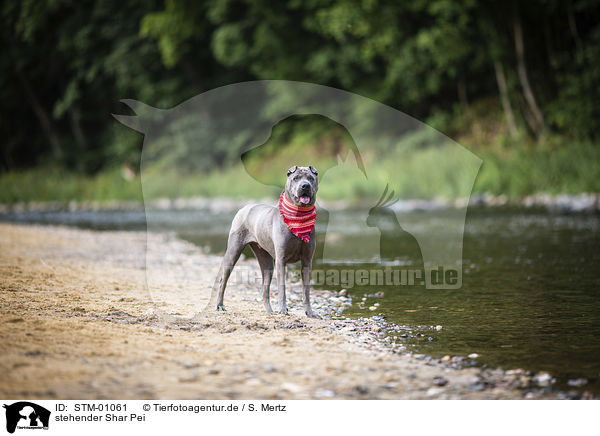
281 382 303 394
339 289 348 296
441 355 451 362
368 306 377 311
519 376 531 388
468 353 479 359
426 387 441 397
354 385 369 395
245 378 262 386
567 378 587 387
432 376 448 386
178 373 199 383
451 356 466 364
533 372 554 387
315 389 335 398
467 382 486 392
263 365 277 373
435 325 443 331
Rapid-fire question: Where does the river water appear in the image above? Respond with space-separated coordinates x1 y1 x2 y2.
3 206 599 393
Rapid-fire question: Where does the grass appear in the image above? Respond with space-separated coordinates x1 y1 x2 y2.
0 167 143 204
473 139 600 196
1 138 598 206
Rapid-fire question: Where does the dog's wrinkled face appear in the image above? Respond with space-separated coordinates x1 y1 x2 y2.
285 166 318 207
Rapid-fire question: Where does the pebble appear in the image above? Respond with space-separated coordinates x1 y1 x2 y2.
354 385 369 395
467 382 486 392
468 353 479 359
178 373 199 383
315 389 335 398
441 355 451 362
426 387 441 397
281 382 303 393
533 372 554 387
567 378 587 387
432 376 448 386
339 289 348 296
245 378 262 386
368 306 377 311
435 325 443 331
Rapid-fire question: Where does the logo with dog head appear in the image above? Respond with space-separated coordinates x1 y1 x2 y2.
3 402 50 434
114 80 481 315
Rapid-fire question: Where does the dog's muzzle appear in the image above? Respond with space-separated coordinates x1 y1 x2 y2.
297 182 313 204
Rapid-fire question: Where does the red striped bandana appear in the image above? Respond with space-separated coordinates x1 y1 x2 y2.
278 192 316 243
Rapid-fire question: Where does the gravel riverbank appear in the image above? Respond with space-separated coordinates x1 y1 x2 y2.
0 223 589 399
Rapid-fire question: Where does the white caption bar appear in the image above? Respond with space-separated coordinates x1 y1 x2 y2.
0 400 594 436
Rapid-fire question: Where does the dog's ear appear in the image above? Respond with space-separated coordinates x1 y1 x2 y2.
309 166 318 176
287 166 298 176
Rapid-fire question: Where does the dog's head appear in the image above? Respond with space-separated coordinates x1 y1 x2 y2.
285 166 318 207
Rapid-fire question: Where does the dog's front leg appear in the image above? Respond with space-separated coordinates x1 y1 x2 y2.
301 260 320 319
275 257 288 315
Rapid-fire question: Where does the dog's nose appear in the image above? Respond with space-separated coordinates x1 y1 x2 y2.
301 182 311 191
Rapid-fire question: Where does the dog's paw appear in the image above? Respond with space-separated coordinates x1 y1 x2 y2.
216 304 226 312
278 308 289 315
305 311 321 319
264 307 274 315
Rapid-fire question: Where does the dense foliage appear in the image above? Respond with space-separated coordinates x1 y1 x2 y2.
1 0 599 174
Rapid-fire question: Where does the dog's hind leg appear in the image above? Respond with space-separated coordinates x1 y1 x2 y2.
215 233 246 311
249 242 274 315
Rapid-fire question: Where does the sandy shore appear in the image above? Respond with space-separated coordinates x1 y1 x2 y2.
0 223 576 399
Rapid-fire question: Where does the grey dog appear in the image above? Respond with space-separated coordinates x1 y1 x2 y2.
211 165 320 318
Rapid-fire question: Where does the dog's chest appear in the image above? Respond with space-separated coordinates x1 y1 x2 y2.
282 238 304 262
280 227 315 263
